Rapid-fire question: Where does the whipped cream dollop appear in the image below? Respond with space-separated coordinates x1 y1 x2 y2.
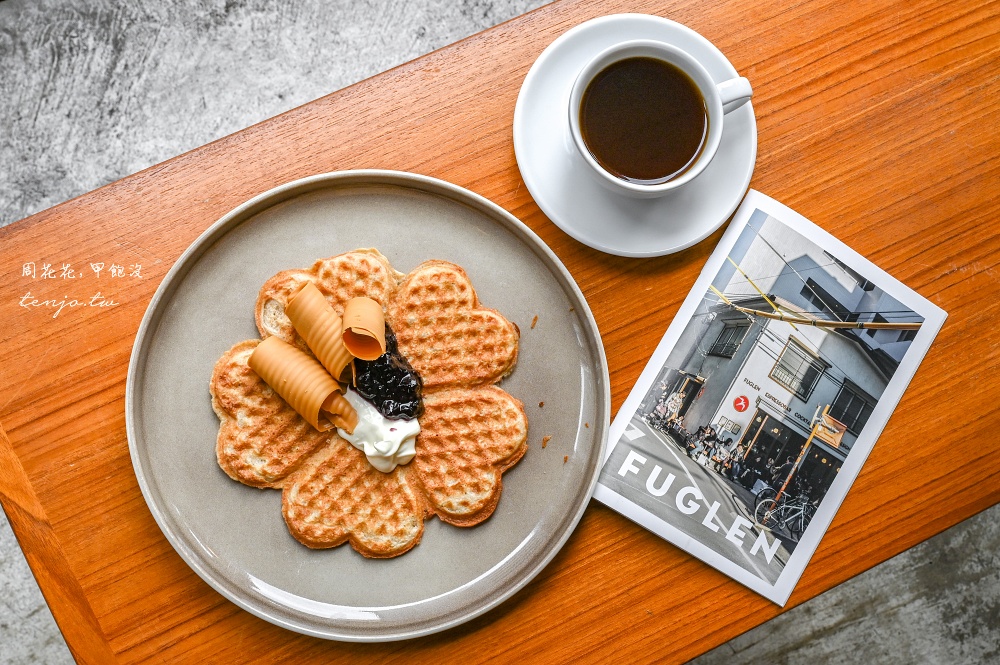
337 388 419 473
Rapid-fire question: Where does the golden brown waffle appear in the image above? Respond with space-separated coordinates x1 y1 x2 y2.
212 248 528 558
210 340 332 488
415 386 528 526
386 260 520 390
256 248 403 345
282 437 429 557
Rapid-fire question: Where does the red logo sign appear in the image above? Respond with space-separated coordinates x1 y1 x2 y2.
733 395 750 412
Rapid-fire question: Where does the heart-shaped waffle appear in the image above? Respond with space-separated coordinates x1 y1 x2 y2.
256 248 404 346
282 437 429 557
211 340 331 488
386 261 520 390
415 386 528 526
210 248 528 557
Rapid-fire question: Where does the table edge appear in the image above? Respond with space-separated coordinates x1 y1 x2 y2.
0 423 118 663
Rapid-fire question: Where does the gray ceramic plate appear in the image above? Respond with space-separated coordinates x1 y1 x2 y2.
126 170 609 641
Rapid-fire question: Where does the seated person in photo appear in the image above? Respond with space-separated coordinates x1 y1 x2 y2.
772 456 795 486
728 442 746 480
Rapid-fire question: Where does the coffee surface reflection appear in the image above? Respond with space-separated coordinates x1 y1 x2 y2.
579 57 708 184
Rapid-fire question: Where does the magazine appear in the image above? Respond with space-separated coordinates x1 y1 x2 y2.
592 190 947 605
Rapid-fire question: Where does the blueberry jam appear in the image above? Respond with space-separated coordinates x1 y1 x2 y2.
353 324 424 420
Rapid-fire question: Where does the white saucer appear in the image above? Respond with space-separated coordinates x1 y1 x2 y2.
513 14 757 258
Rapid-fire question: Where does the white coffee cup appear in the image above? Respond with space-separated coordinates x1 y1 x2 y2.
569 40 752 198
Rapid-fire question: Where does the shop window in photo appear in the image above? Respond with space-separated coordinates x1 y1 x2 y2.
709 322 750 358
830 380 876 435
770 338 828 401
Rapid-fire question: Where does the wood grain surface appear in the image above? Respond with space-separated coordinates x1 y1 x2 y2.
1 0 998 662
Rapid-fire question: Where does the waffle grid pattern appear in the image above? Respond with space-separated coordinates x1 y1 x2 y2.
210 249 528 557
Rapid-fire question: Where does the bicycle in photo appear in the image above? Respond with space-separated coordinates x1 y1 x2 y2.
753 490 817 540
754 484 777 513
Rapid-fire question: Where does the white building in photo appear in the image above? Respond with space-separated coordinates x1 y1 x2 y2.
649 211 923 501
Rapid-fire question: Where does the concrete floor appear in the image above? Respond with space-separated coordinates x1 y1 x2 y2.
1 1 998 663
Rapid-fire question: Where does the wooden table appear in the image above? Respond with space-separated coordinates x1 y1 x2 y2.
1 0 997 662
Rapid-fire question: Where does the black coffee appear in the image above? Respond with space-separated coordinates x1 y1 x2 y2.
580 57 708 184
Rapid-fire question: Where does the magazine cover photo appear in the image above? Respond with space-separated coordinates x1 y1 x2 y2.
594 193 945 604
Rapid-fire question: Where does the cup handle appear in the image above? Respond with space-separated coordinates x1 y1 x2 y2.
718 77 753 114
